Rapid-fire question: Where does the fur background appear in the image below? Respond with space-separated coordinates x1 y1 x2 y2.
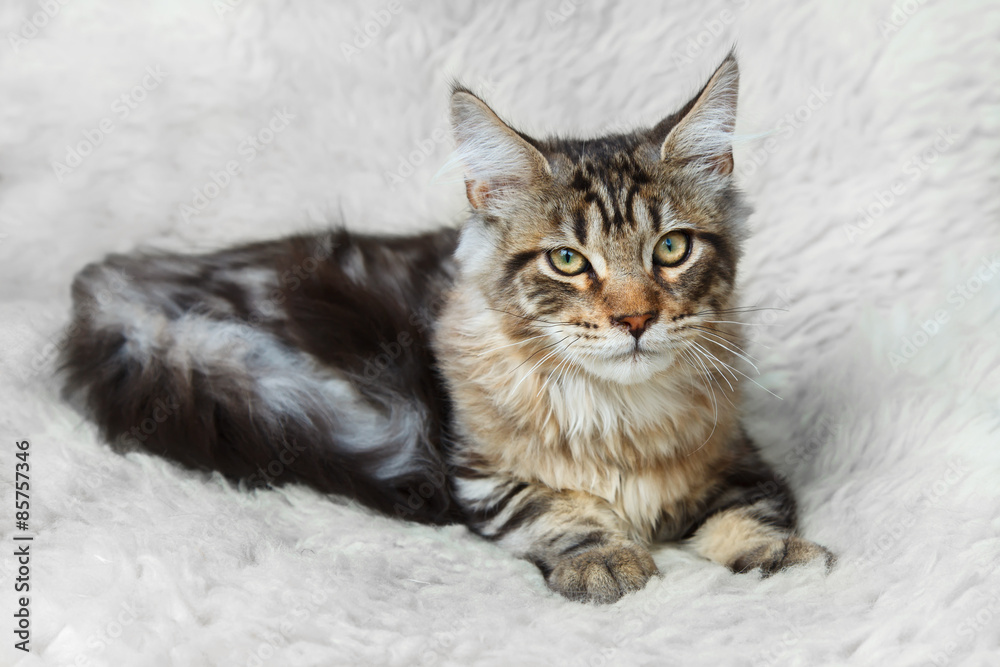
1 0 998 665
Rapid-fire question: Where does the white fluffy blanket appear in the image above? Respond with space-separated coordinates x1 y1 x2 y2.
2 1 999 665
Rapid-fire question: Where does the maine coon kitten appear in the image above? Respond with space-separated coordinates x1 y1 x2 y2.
61 54 833 603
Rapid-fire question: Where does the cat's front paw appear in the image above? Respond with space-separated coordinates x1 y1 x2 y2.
547 541 658 604
731 535 835 576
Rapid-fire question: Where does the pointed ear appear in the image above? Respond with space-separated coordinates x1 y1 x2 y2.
450 88 551 210
655 53 739 176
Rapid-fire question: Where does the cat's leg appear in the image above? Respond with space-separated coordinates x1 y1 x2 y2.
456 475 658 603
685 435 835 575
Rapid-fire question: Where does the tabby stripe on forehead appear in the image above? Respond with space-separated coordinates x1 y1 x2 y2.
596 181 620 234
624 186 638 228
629 161 652 185
607 177 627 229
572 208 587 245
611 203 625 230
583 191 611 233
629 195 660 234
647 199 662 232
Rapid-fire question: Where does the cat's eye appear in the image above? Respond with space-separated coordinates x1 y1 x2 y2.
547 247 589 276
653 231 691 267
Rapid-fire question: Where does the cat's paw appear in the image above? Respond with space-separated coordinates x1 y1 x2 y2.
730 535 835 576
547 541 659 604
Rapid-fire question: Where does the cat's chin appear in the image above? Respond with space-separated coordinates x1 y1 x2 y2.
578 349 677 386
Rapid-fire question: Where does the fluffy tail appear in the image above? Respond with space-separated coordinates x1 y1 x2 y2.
60 229 463 524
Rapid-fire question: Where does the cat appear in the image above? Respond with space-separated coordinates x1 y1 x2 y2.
61 53 833 604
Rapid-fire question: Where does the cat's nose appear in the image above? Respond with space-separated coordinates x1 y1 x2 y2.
612 312 657 339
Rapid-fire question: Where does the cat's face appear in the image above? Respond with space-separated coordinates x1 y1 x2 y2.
451 55 747 385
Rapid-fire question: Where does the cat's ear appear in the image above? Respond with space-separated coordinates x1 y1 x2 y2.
450 87 551 210
654 53 739 177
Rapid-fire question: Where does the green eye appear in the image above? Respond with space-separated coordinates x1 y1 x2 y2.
653 231 691 267
548 247 589 276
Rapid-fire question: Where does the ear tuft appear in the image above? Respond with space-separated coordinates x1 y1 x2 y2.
450 89 551 210
657 53 739 177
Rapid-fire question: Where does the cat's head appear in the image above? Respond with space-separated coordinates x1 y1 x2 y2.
449 54 749 386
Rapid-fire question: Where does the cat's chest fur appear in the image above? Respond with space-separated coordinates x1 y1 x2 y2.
435 289 737 539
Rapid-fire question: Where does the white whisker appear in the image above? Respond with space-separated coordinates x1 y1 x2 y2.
702 320 766 326
687 340 736 393
679 347 719 457
511 341 571 395
536 339 579 398
694 335 783 400
476 333 550 357
694 329 761 372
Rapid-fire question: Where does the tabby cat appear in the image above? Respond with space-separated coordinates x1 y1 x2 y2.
62 54 833 603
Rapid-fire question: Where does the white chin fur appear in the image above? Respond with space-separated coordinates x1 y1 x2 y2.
577 349 677 385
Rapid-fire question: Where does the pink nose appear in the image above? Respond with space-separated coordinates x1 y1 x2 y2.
613 312 656 338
